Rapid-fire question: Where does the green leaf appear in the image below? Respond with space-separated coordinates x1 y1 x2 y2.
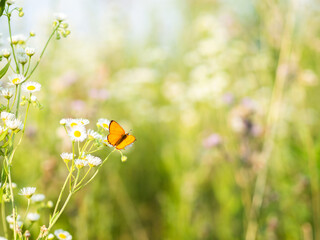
0 130 8 142
0 0 6 17
0 60 10 79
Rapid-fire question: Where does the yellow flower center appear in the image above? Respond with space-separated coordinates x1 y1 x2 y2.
74 130 81 138
58 233 67 239
70 122 78 127
102 123 108 128
12 78 20 84
27 85 36 90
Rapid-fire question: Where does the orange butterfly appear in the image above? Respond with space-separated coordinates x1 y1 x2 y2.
107 120 136 150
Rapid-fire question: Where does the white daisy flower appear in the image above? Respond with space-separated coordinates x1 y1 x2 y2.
68 126 87 142
6 214 21 224
25 47 35 57
1 48 11 58
0 236 8 240
1 88 14 99
74 159 88 169
6 119 23 131
65 118 89 128
54 13 67 22
1 111 15 122
97 118 110 130
6 0 15 5
31 194 45 203
16 47 28 64
48 233 55 240
19 187 36 198
54 229 72 240
60 152 73 163
8 74 25 85
60 118 67 125
87 155 102 167
22 81 41 93
27 212 40 222
87 129 102 140
9 34 26 45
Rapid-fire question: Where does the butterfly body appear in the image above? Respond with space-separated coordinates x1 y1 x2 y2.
107 120 136 150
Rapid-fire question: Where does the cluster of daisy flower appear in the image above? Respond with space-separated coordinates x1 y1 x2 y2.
0 1 74 239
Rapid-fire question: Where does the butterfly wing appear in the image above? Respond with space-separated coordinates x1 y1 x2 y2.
107 120 126 146
116 135 136 150
107 133 123 146
109 120 125 135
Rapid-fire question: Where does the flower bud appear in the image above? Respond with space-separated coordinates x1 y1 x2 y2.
121 155 127 162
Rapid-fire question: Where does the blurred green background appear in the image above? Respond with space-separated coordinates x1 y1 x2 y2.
2 0 320 239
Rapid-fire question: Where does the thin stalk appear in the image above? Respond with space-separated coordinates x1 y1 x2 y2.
22 199 31 225
24 57 31 77
52 171 72 220
6 9 19 73
245 3 295 240
1 199 8 239
7 165 17 240
25 24 60 81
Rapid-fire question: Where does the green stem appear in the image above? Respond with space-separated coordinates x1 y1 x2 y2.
75 167 92 189
9 85 18 112
22 199 31 225
6 9 19 73
7 163 17 240
24 57 31 77
25 24 60 81
51 171 72 221
1 198 8 239
74 149 115 192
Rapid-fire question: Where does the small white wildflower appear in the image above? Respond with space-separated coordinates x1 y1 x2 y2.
6 119 23 131
16 47 28 64
87 155 102 167
1 48 11 58
0 236 8 240
19 187 36 198
54 229 72 240
66 118 89 128
54 13 67 22
60 118 67 125
11 182 17 188
1 88 14 99
97 118 110 130
6 214 20 224
8 74 25 85
27 213 40 222
25 47 35 57
22 81 41 93
68 126 87 142
31 95 37 102
87 129 102 140
9 34 26 45
75 159 88 169
6 0 15 5
1 112 15 122
60 152 73 163
31 194 45 203
48 233 55 240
